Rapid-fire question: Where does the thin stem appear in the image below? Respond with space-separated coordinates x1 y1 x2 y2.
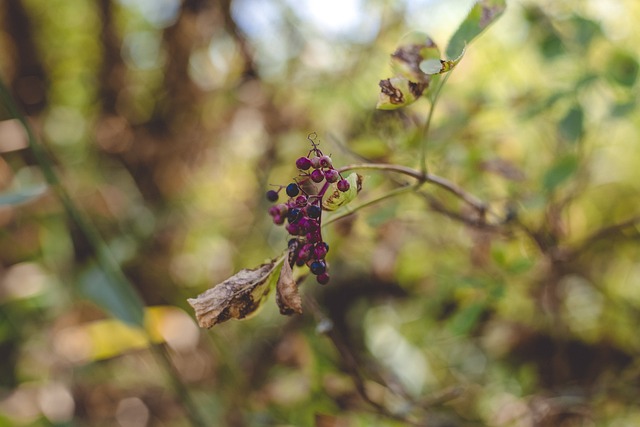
424 173 486 214
419 72 452 175
338 163 486 214
339 163 425 180
323 184 420 227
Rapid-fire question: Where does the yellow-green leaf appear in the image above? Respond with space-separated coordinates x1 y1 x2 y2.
322 173 363 211
446 0 507 60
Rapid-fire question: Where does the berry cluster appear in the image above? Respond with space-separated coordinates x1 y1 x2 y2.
266 134 351 284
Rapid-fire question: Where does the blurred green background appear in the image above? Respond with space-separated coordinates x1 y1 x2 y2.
1 0 640 426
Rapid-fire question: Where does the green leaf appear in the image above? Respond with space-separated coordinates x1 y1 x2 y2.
610 101 636 118
570 15 601 48
542 155 578 193
0 185 48 206
446 0 507 60
448 302 485 336
80 264 146 327
558 105 584 142
607 50 639 87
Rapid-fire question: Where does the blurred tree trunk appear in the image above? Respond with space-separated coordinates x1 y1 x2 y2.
3 0 47 114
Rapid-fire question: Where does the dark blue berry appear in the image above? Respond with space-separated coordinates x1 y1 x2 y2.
266 190 279 202
309 260 326 275
286 183 300 197
287 208 301 223
307 205 321 218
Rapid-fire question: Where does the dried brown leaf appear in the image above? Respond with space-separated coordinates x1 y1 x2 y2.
275 255 302 315
187 259 282 328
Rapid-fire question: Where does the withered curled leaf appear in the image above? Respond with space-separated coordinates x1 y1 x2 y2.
187 258 282 328
275 253 302 315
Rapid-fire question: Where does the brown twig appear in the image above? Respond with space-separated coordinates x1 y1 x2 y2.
338 162 487 214
569 215 640 258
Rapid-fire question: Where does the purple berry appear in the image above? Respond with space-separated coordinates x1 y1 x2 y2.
297 243 313 262
306 219 319 232
286 183 300 197
296 157 312 170
307 205 321 218
286 223 301 235
306 232 321 243
297 217 311 232
310 156 322 169
295 257 306 267
324 169 339 183
317 272 330 285
295 195 308 207
266 190 279 202
319 155 333 168
268 206 280 217
309 260 326 275
310 169 324 183
273 215 284 225
314 242 328 259
337 179 350 192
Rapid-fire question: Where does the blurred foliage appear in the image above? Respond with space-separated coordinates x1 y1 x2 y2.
1 0 640 426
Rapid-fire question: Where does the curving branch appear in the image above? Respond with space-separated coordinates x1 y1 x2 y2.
338 163 487 214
